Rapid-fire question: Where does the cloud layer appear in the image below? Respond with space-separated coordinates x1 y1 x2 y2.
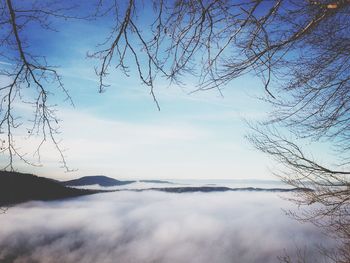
0 191 334 263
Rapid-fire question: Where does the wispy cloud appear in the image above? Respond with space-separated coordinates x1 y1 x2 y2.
0 61 12 66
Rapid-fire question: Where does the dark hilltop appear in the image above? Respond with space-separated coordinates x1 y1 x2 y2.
0 171 101 206
62 175 135 187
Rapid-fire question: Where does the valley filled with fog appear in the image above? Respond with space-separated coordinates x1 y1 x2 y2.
71 179 288 191
0 184 334 263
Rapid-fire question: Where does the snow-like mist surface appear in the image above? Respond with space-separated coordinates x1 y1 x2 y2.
0 191 333 263
71 179 288 191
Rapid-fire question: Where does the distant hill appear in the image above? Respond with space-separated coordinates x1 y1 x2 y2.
62 175 135 187
0 171 100 206
142 186 313 193
139 179 174 184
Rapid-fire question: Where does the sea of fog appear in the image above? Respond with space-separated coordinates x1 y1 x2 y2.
0 182 335 263
72 179 289 191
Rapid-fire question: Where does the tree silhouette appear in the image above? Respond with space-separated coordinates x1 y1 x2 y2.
0 0 86 171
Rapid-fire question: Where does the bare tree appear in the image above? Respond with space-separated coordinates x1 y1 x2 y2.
90 0 350 261
0 0 90 171
247 125 349 262
90 0 348 99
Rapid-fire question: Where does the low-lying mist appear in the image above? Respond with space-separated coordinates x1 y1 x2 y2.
0 191 333 263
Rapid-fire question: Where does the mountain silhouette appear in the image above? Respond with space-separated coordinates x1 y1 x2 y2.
141 186 313 193
62 175 135 187
0 171 100 206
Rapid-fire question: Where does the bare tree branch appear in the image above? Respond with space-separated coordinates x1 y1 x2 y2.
0 0 86 171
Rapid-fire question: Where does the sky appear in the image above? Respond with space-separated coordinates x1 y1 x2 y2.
2 1 278 181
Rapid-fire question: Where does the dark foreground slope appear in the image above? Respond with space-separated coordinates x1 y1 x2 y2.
62 175 135 187
0 171 100 206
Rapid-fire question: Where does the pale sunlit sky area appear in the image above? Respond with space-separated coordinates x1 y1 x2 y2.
16 71 274 181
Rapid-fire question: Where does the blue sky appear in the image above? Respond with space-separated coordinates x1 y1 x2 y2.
2 1 287 180
18 67 274 180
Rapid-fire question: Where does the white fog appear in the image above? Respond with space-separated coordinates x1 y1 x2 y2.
0 190 334 263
